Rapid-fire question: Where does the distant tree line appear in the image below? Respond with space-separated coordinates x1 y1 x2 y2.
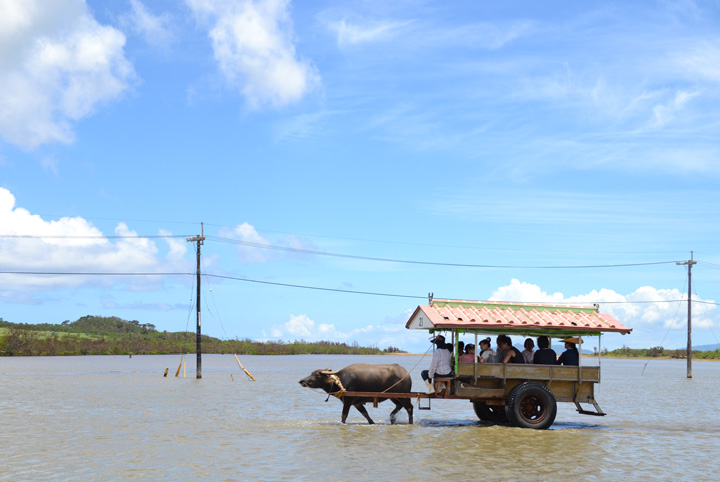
602 344 720 360
0 316 405 357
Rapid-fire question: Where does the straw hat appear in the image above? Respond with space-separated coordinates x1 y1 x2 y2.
562 337 583 344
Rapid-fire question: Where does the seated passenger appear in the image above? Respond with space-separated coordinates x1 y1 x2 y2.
478 337 496 363
557 337 580 366
494 334 506 365
498 335 525 364
522 338 535 364
533 335 558 365
459 343 477 363
453 340 465 371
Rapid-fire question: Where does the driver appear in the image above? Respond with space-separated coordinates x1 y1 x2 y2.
421 334 453 394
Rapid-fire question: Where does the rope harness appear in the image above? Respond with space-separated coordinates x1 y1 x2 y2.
323 374 347 401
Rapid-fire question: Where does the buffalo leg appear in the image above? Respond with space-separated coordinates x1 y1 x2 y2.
353 403 375 424
389 399 413 424
403 399 414 424
341 400 352 423
389 400 402 425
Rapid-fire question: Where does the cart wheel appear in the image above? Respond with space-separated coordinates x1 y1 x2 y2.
505 382 557 430
472 401 509 423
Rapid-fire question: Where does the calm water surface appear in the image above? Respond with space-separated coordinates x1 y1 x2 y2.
2 355 719 481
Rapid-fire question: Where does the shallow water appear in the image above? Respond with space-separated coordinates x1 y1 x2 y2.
1 355 718 481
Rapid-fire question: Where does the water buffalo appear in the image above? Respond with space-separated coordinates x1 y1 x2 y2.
299 363 413 425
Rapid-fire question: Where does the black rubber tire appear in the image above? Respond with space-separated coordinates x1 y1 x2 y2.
472 401 509 423
505 382 557 430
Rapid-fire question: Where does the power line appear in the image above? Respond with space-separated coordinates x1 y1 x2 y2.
0 213 202 227
203 274 425 299
0 271 192 276
1 270 717 305
0 212 694 255
206 236 678 269
203 222 687 255
697 261 720 270
0 233 696 269
0 234 190 239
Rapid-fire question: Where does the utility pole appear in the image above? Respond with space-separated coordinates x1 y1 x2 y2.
187 223 206 379
676 251 697 379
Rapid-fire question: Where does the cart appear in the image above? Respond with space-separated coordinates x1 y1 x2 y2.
345 297 632 430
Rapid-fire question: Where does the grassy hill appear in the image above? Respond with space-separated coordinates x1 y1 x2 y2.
0 316 404 357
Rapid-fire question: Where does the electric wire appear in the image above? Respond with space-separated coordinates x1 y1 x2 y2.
0 271 192 276
1 270 718 305
0 212 692 256
0 233 692 269
198 252 255 380
202 273 427 300
202 223 683 255
205 236 678 269
692 280 720 346
656 273 686 348
0 234 191 239
200 256 229 338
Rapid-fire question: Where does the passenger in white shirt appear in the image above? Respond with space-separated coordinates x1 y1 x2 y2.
421 335 453 394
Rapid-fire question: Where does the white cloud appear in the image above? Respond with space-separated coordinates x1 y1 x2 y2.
186 0 320 108
120 0 175 48
261 309 432 352
219 222 272 263
0 187 187 291
274 110 335 141
0 0 134 148
650 89 699 128
489 279 718 349
489 278 564 304
329 18 412 47
429 21 533 50
264 313 380 343
218 221 317 263
675 41 720 84
255 278 719 351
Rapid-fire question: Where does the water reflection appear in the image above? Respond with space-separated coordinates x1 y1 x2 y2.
1 355 719 481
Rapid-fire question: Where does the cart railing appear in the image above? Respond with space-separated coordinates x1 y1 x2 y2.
456 362 600 383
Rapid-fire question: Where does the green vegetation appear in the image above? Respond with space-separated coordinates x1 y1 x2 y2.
598 345 720 360
0 316 405 357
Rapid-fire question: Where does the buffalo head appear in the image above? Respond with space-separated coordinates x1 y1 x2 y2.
298 369 338 390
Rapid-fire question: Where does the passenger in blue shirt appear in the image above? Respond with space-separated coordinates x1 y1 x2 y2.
557 338 580 366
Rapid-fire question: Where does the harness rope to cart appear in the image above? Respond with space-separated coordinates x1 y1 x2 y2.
379 344 433 394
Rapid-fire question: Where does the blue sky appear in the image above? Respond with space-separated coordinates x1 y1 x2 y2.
1 0 720 353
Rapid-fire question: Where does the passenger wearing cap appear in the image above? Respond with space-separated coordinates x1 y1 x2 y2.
557 337 580 366
421 335 453 394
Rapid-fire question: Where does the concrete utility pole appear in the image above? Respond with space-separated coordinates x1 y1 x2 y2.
187 223 206 379
676 251 697 379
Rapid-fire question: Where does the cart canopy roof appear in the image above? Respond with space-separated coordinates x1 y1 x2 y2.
406 298 631 337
